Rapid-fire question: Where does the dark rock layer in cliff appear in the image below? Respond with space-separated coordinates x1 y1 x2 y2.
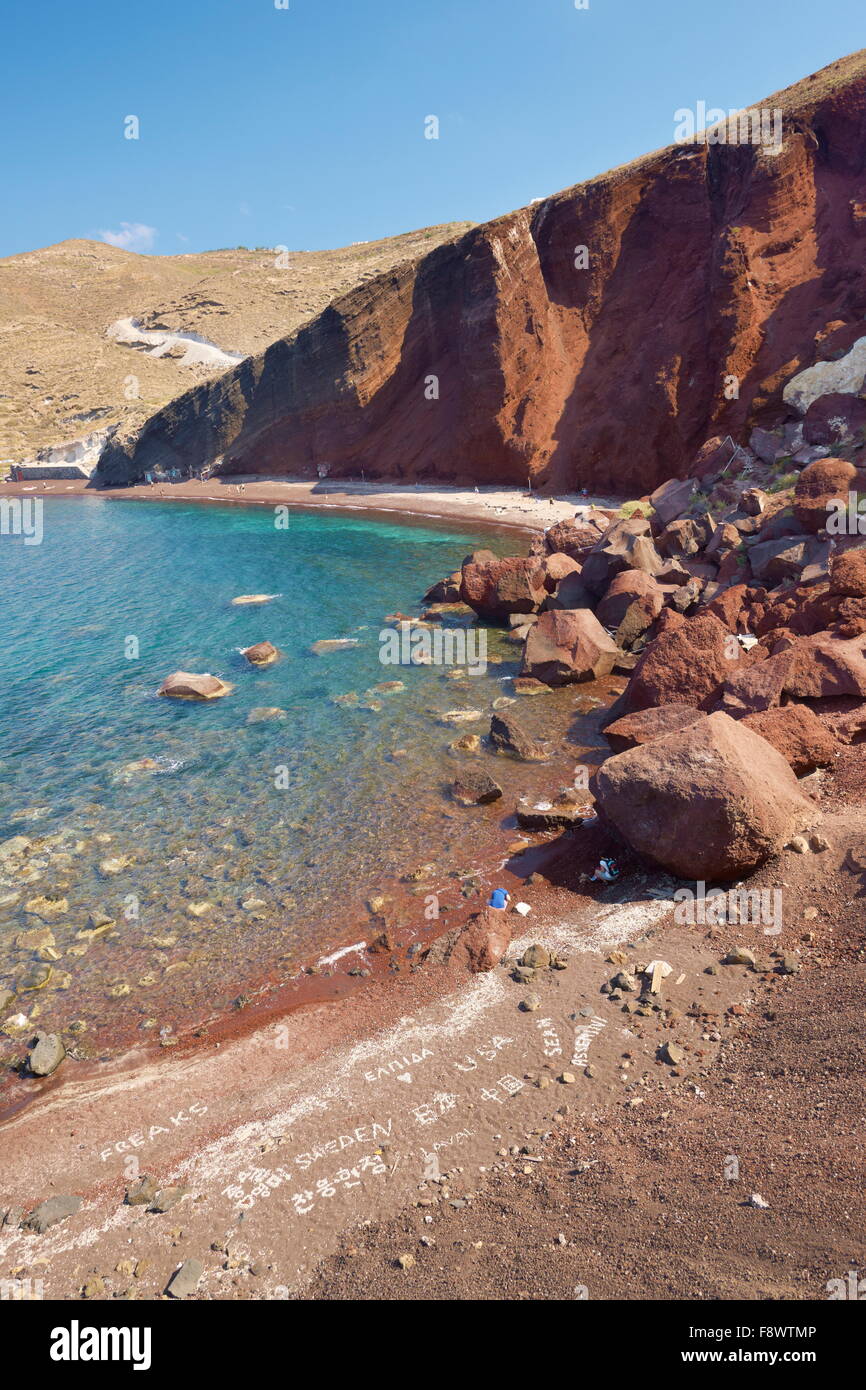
97 51 866 495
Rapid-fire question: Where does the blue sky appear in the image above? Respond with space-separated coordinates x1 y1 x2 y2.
1 0 863 258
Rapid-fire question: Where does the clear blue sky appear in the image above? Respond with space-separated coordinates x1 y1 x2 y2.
1 0 863 258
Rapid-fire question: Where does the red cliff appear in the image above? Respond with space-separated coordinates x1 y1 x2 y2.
97 51 866 495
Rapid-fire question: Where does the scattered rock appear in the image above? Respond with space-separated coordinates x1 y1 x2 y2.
521 944 550 969
126 1175 159 1207
488 711 549 761
241 641 279 666
515 794 584 830
747 1193 770 1210
247 706 287 723
24 1194 82 1233
23 894 68 919
158 671 233 700
724 947 757 967
310 638 360 655
450 733 481 754
28 1031 65 1077
450 771 503 806
149 1186 189 1214
98 855 131 877
166 1258 203 1299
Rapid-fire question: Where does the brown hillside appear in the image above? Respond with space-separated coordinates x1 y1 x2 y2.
0 224 472 461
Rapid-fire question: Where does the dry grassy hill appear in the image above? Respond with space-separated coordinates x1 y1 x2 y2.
0 224 473 462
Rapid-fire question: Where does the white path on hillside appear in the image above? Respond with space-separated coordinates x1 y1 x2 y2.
107 317 246 368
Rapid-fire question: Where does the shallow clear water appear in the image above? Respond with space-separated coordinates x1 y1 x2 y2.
0 498 568 1057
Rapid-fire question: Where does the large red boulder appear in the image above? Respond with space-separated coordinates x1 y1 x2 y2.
802 393 866 447
580 519 664 596
605 704 704 752
423 908 512 974
423 570 462 604
543 517 606 562
692 437 734 480
521 608 617 686
717 652 789 715
539 553 582 593
829 547 866 598
595 712 815 879
649 476 698 528
596 570 664 630
625 613 733 712
782 632 866 699
742 705 837 775
703 583 762 634
793 458 856 534
460 556 547 619
719 632 866 712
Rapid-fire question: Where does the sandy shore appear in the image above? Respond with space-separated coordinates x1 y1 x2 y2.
0 475 621 533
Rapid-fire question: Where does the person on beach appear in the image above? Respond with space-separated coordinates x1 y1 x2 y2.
591 857 619 883
488 887 510 911
579 857 620 885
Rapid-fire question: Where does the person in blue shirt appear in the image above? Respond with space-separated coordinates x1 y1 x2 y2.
488 888 510 911
591 857 619 883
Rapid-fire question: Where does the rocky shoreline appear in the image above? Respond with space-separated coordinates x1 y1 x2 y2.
2 418 866 1296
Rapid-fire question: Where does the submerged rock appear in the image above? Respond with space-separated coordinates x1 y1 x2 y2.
247 706 287 722
451 771 503 806
310 638 360 655
516 794 585 830
488 711 549 761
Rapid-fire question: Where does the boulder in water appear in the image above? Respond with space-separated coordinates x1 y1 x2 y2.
242 641 279 666
159 671 233 701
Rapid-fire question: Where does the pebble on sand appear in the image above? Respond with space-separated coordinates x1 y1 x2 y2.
166 1258 204 1298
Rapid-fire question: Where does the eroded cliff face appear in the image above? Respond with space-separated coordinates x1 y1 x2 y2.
97 52 866 494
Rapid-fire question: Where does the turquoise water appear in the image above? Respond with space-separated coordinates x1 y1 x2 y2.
0 498 558 1057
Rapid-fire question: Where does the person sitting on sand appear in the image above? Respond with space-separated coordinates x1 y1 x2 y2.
488 887 510 911
579 856 620 885
592 856 619 883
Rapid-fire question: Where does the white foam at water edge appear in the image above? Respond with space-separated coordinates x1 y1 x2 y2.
316 941 368 968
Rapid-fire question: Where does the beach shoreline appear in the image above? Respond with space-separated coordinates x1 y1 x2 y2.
0 475 623 534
